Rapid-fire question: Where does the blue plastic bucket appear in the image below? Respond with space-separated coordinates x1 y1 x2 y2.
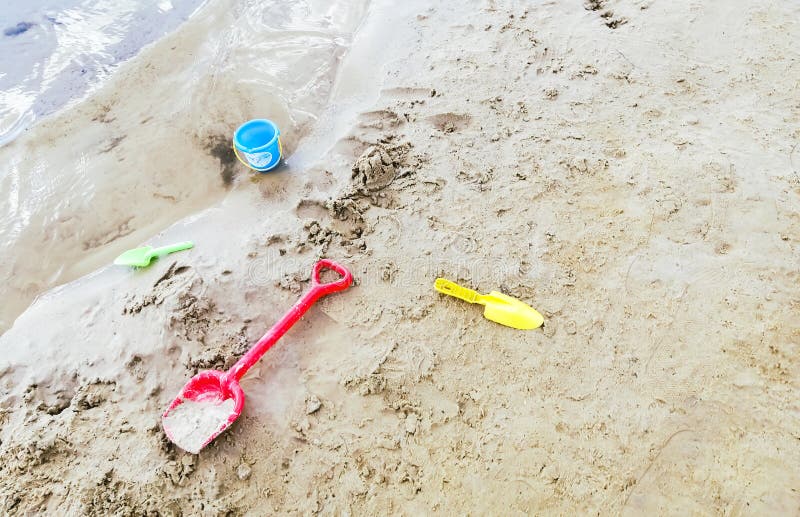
233 119 282 172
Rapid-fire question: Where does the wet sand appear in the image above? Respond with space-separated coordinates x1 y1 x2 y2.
1 0 800 514
0 0 369 332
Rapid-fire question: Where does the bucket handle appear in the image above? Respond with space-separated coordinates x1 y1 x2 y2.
232 137 283 172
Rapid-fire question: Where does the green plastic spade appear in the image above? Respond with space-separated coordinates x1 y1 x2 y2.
114 241 194 268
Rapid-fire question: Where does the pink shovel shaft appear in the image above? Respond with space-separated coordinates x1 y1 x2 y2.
226 260 352 382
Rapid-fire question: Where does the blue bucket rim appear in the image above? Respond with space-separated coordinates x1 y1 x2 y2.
234 119 280 153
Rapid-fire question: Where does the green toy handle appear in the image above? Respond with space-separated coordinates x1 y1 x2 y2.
152 241 194 257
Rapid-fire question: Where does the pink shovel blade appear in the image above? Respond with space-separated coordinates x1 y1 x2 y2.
162 370 245 454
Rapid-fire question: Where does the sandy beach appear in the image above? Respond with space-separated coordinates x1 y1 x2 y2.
1 0 800 514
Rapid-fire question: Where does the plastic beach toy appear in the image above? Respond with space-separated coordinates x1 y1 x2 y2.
233 119 283 172
162 259 353 453
113 241 194 268
434 278 544 330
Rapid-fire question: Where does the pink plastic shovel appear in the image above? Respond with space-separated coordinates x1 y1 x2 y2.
162 259 353 453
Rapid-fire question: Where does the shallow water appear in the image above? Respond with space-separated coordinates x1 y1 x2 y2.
0 0 207 146
0 0 370 333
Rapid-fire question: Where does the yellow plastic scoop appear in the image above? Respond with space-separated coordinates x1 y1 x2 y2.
434 278 544 330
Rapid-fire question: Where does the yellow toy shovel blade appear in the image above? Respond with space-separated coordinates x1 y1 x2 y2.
480 291 544 330
434 278 544 330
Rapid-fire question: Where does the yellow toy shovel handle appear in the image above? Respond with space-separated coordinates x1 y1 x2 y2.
434 278 483 305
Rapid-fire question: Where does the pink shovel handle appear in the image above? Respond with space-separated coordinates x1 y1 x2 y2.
226 260 353 382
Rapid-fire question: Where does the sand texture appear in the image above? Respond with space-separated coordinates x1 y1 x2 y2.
1 0 800 514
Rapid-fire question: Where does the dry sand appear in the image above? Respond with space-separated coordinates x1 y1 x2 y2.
2 0 800 514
